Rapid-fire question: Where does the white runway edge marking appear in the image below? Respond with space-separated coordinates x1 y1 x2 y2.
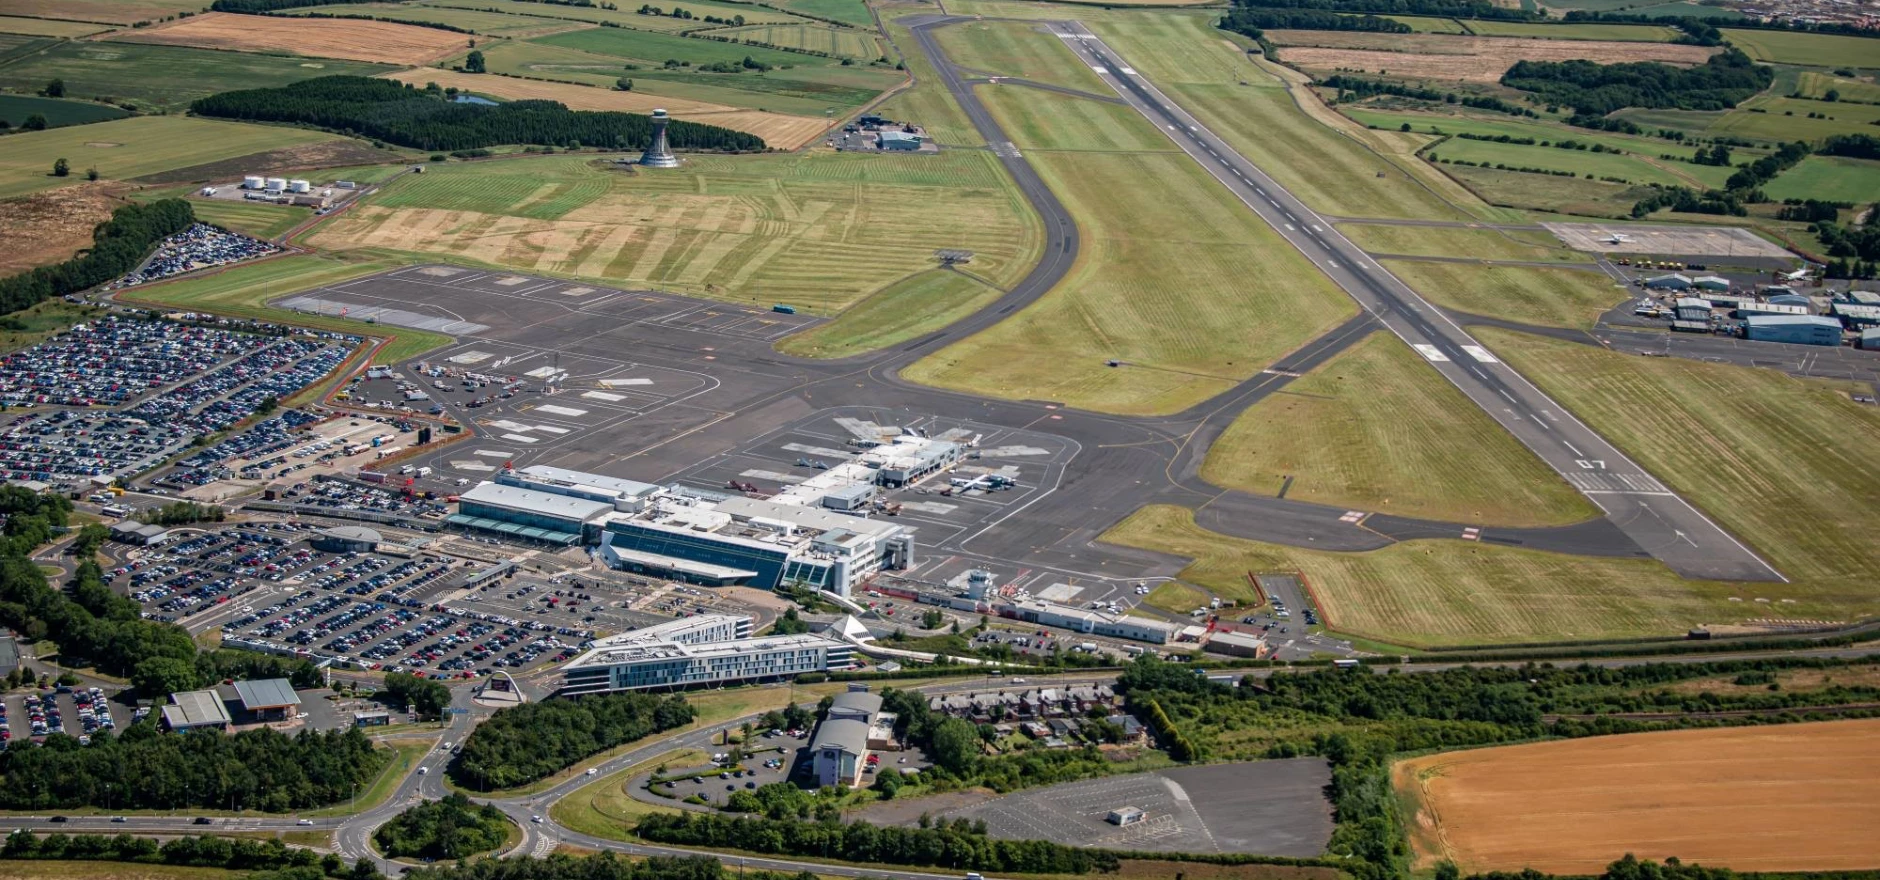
581 391 626 402
1412 344 1450 362
1460 345 1500 363
599 378 653 387
535 404 588 417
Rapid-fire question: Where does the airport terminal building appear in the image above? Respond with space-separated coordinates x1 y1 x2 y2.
558 613 853 695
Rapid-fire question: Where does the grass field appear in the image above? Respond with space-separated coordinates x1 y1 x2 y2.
533 25 814 69
1477 327 1880 587
1266 30 1713 83
935 19 1108 94
0 299 102 353
1344 107 1727 166
118 253 451 366
877 13 980 146
773 0 872 26
1794 71 1880 103
981 88 1180 152
1386 261 1627 328
303 739 431 818
481 40 895 115
1761 155 1880 204
776 269 1004 358
1202 332 1599 527
423 0 807 29
0 41 395 111
1373 14 1466 33
188 198 307 240
310 151 1039 315
1461 21 1678 40
109 11 471 66
0 863 244 880
1088 13 1474 220
0 115 344 199
1397 720 1880 873
549 747 703 839
1445 164 1648 217
1710 95 1880 142
281 2 584 37
0 94 126 128
1101 504 1867 647
903 147 1356 416
1722 28 1880 68
710 23 881 59
0 0 204 24
1432 137 1729 189
1338 223 1585 263
0 14 108 36
1143 579 1210 615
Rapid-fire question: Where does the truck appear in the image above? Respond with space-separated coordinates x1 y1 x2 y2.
772 304 796 315
416 467 432 478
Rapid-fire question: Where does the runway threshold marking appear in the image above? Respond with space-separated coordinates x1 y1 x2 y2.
1460 345 1499 363
1412 344 1449 362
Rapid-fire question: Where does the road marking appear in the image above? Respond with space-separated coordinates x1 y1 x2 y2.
1311 225 1323 232
1497 389 1516 403
1412 344 1449 362
1091 66 1108 73
1285 223 1295 231
1121 67 1137 74
1338 510 1366 523
1328 260 1339 268
1462 527 1481 541
1563 440 1582 456
1469 366 1488 380
1460 345 1499 363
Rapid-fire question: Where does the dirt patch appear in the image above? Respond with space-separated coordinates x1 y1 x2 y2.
1269 31 1715 82
1395 719 1880 873
130 139 406 185
83 142 122 148
0 182 125 274
107 11 469 66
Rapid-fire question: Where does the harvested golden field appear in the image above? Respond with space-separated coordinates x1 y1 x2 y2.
109 12 469 66
0 183 122 274
686 111 832 150
0 0 202 24
1268 30 1714 82
1397 720 1880 874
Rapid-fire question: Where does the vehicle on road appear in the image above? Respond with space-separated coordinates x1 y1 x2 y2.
298 819 315 825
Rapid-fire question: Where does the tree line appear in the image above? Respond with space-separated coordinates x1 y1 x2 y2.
375 793 513 860
210 0 368 12
0 198 192 317
134 500 226 526
635 811 1118 875
1 830 352 877
1562 8 1880 38
381 670 453 718
190 77 766 153
1321 75 1538 118
450 691 695 790
1227 0 1535 21
1501 49 1774 115
1219 8 1410 39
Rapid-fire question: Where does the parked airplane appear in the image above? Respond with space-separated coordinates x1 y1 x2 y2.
1601 233 1634 244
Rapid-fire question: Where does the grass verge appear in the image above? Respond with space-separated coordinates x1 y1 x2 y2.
1384 261 1629 329
775 269 1004 358
548 747 706 841
304 738 430 819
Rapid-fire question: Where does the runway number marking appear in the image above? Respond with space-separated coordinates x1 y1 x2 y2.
1412 344 1449 362
1576 459 1606 470
1460 345 1499 363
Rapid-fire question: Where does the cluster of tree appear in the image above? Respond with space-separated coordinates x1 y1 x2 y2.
0 524 199 681
757 702 814 732
1 830 352 878
1136 697 1199 760
1566 113 1644 134
1228 0 1534 22
1452 131 1624 154
635 811 1118 875
1320 734 1407 880
696 56 772 73
0 724 388 812
210 0 362 11
723 780 821 819
1775 198 1843 222
1821 133 1880 160
1723 140 1808 191
285 12 477 33
1322 75 1537 118
767 606 811 635
374 793 513 860
1816 215 1880 266
1690 143 1732 165
1502 49 1773 115
1429 154 1612 180
134 501 225 526
1219 8 1409 40
132 646 325 699
190 77 766 153
637 4 746 25
381 671 453 718
1561 8 1880 38
0 198 192 316
0 487 72 556
450 692 695 790
875 687 1121 791
1464 853 1841 880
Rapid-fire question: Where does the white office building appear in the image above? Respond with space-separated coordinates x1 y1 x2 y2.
559 614 853 695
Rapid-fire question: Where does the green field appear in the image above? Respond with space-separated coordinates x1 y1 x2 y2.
1202 331 1599 527
1445 164 1649 217
190 198 307 240
0 41 395 111
935 19 1108 94
482 39 893 114
1368 14 1466 33
1102 504 1866 648
776 269 1005 358
1722 29 1880 68
773 0 871 27
1338 223 1585 262
281 2 578 35
709 23 880 58
549 747 701 840
1761 155 1880 204
1344 108 1719 164
904 145 1356 416
1462 21 1678 40
981 88 1180 152
1386 261 1628 328
0 862 244 880
877 14 980 146
0 14 108 36
1433 137 1733 189
534 25 817 68
1700 95 1880 143
0 94 126 128
310 151 1040 316
423 0 805 28
0 299 101 353
0 115 344 198
1478 327 1880 587
1794 71 1880 103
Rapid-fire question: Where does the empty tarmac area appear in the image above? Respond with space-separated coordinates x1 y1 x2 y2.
1542 223 1794 260
1594 327 1880 388
935 760 1333 856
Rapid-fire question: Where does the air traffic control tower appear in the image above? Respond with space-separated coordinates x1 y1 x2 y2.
639 109 680 168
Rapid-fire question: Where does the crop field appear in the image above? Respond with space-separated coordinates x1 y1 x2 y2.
1700 96 1880 143
1461 21 1678 41
1387 261 1627 328
108 12 471 66
1338 223 1585 262
0 181 119 274
482 40 894 115
1265 31 1715 83
1446 165 1648 216
309 151 1039 314
935 19 1108 94
1397 720 1880 873
904 147 1356 416
423 0 806 29
0 0 204 24
0 41 395 111
773 0 871 26
0 115 344 199
0 862 244 880
777 269 1005 358
280 3 584 37
1344 108 1723 165
0 14 108 36
982 89 1180 153
1477 327 1880 588
1087 14 1474 220
1374 14 1467 33
709 23 881 59
1722 29 1880 68
1794 71 1880 103
1202 332 1598 527
532 26 813 69
1432 137 1733 189
1762 156 1880 204
0 94 126 128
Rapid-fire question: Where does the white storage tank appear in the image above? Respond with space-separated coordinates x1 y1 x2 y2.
265 177 287 192
289 179 311 193
243 175 266 190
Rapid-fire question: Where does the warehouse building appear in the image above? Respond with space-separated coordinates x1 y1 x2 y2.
1673 297 1712 321
497 464 663 512
558 613 852 695
311 525 380 553
1830 302 1880 328
1860 328 1880 351
448 481 614 545
1701 292 1754 310
1205 629 1268 658
1002 598 1179 645
877 130 923 151
1691 275 1731 292
232 678 301 722
1644 273 1693 290
1835 290 1880 306
163 689 232 732
1742 315 1843 346
109 521 171 546
1736 302 1813 318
